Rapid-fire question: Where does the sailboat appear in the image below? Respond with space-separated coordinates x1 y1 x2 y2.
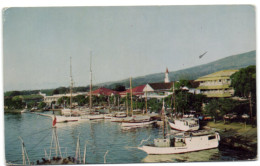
168 82 199 131
80 52 104 120
138 101 220 155
121 78 155 127
56 57 81 123
18 117 87 165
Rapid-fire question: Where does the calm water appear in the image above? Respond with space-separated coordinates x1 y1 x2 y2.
4 113 256 164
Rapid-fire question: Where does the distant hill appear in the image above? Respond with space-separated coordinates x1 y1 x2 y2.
97 50 256 89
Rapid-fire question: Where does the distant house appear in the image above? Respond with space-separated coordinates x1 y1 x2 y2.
143 82 173 99
195 69 238 98
91 87 119 96
119 85 146 97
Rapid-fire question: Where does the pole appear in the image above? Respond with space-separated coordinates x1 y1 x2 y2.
70 57 73 113
145 89 148 114
126 93 128 116
173 82 176 117
89 52 92 109
130 77 133 117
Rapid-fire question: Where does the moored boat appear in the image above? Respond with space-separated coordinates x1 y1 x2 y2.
138 101 220 155
138 130 220 155
168 118 199 131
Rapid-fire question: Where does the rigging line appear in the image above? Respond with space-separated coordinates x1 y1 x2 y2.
7 127 52 145
27 131 52 153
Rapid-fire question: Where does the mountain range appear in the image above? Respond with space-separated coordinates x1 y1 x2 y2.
97 50 256 89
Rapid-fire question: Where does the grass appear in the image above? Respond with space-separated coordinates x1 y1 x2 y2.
206 121 257 143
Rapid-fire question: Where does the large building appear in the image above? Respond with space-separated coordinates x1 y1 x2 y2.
43 92 88 105
195 69 238 98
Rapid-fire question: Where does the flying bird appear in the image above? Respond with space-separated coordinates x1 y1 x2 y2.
199 51 207 59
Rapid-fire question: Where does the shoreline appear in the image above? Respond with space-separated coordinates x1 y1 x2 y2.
203 121 257 159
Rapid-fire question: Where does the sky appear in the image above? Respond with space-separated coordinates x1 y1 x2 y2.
3 5 256 91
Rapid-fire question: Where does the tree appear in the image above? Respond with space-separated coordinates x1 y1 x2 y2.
57 96 70 107
230 65 256 98
205 99 220 123
230 65 256 123
38 102 47 109
73 95 88 106
175 80 192 89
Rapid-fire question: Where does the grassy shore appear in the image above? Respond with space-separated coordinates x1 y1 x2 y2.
206 121 257 143
203 120 257 157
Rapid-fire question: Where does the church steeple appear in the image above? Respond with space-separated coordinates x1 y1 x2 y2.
164 67 170 83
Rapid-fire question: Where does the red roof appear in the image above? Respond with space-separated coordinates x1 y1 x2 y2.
119 85 146 96
92 87 118 96
166 67 169 73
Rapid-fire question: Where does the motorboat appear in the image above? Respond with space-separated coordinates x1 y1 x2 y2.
138 130 220 155
168 118 199 131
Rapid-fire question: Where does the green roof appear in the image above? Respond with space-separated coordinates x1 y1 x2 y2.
195 70 238 82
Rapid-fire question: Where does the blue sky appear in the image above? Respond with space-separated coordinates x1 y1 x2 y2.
3 5 256 91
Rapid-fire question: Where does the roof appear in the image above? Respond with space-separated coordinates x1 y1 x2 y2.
149 82 173 91
195 70 238 82
119 85 146 96
92 87 118 96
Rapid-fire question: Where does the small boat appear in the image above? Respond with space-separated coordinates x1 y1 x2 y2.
104 113 115 119
168 118 199 131
115 112 127 118
138 101 220 155
121 120 156 127
21 109 28 113
56 115 81 123
138 130 220 155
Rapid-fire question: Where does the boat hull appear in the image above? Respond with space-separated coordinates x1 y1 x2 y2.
56 116 80 123
121 121 155 127
138 145 219 155
168 120 199 131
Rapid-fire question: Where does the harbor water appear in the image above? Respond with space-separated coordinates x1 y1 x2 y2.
4 113 256 164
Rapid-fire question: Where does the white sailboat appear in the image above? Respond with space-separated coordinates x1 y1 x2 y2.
138 101 220 155
80 52 104 120
121 78 155 127
56 57 80 123
168 82 200 131
18 118 86 165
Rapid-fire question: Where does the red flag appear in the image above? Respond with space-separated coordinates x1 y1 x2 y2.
52 116 57 127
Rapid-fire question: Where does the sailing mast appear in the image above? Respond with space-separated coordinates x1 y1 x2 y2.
126 94 128 116
130 77 133 117
172 82 176 118
145 89 148 114
70 57 73 113
89 52 93 109
161 100 166 139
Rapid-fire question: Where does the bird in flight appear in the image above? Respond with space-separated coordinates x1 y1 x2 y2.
199 51 207 59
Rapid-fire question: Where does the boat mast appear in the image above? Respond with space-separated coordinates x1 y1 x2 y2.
19 137 31 165
172 82 176 118
126 93 129 116
162 100 166 139
70 57 73 112
89 52 92 109
145 88 148 114
130 77 133 117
